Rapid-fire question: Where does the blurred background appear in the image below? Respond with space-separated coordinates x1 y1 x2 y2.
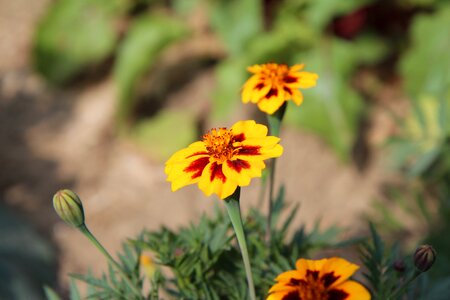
0 0 449 298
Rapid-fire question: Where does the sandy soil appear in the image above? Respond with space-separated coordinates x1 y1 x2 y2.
0 0 399 293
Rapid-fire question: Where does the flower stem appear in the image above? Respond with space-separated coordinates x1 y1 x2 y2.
224 188 256 300
78 224 142 299
266 102 287 243
388 270 422 300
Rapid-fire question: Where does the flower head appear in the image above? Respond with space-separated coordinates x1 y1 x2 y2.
267 257 371 300
165 120 283 199
242 63 318 115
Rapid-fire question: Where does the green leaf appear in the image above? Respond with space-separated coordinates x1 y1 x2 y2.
43 286 62 300
399 5 450 100
114 14 189 124
208 0 263 55
305 0 374 31
129 109 197 161
285 38 369 160
33 0 127 84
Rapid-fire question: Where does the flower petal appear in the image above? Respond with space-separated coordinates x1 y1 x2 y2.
290 89 304 106
275 270 306 283
319 257 360 288
267 289 300 300
198 162 238 199
295 258 328 277
231 120 268 139
298 72 319 89
223 158 265 186
165 142 210 191
257 93 286 114
328 280 371 300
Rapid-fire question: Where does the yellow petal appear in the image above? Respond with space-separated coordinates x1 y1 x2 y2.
257 93 286 114
247 64 263 73
328 280 371 300
296 258 328 275
198 162 238 199
275 270 305 283
319 257 360 288
267 289 299 300
298 72 319 89
290 64 305 72
291 90 304 106
231 120 268 139
222 158 265 186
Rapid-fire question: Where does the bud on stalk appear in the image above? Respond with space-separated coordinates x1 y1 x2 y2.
414 244 436 272
53 189 85 228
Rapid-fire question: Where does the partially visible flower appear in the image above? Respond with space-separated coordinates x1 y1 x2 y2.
53 189 85 228
165 120 283 199
140 254 156 278
414 245 436 272
267 257 371 300
242 63 318 115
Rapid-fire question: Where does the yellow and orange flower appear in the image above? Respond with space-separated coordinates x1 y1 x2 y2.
242 63 319 115
267 257 371 300
165 120 283 199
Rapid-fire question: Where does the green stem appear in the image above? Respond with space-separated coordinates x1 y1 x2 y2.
388 270 422 300
224 188 256 300
266 103 286 243
79 224 142 299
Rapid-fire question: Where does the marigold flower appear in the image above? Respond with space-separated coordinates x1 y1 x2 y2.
165 120 283 199
242 63 318 115
267 257 371 300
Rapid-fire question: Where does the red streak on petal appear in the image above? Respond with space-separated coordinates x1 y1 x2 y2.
284 75 298 83
186 151 208 159
266 88 278 98
283 86 292 95
281 291 301 300
307 270 320 280
321 272 340 288
238 145 261 156
184 157 210 179
210 162 226 183
227 159 250 173
255 83 265 90
327 289 349 300
234 133 245 142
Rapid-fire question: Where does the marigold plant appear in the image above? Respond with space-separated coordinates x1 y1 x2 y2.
242 63 319 115
267 257 371 300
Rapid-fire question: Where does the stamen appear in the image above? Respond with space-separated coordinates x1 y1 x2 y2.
202 128 238 163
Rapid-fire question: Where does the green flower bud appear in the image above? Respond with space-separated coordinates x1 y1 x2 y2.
414 244 436 272
53 189 85 227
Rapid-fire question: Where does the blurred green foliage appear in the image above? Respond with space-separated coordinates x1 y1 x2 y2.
0 204 57 300
33 0 129 84
33 0 449 161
